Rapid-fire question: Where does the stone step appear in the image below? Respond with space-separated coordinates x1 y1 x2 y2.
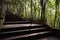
1 27 46 34
2 31 51 40
1 24 43 32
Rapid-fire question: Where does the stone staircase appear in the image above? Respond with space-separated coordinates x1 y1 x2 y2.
0 22 53 40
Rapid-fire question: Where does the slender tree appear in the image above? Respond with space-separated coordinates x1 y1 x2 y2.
54 0 58 28
40 0 46 24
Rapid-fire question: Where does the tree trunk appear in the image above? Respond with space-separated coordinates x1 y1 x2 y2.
40 0 46 24
0 0 3 27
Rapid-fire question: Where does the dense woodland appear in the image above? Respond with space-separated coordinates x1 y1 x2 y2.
0 0 60 29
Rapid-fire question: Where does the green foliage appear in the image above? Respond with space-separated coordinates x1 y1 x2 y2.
21 0 41 20
46 0 60 29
